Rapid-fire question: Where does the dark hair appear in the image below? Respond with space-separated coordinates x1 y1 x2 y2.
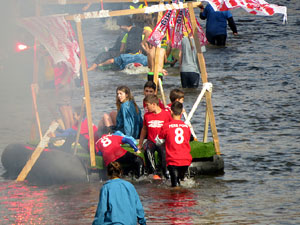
169 89 184 103
144 94 159 105
107 161 122 179
132 14 145 28
144 81 156 91
171 101 183 116
117 16 133 27
116 86 140 114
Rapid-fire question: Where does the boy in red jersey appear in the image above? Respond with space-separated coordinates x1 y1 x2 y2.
96 131 144 179
138 95 172 179
142 81 165 113
165 88 185 112
156 101 192 187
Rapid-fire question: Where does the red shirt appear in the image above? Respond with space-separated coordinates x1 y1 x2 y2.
95 134 127 166
143 109 172 143
72 118 99 142
159 120 192 166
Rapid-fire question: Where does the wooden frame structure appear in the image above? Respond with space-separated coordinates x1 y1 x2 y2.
17 0 221 181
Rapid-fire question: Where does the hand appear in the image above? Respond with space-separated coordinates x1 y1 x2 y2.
136 150 141 154
137 144 142 150
233 32 238 36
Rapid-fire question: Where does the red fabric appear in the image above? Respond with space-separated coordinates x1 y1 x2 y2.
95 134 127 166
53 62 73 88
159 120 192 166
72 118 99 144
143 109 172 143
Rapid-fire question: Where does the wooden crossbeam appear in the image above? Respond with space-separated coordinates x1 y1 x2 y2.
64 2 201 20
16 121 59 182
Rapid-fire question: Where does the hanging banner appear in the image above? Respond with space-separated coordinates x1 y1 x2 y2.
185 9 208 46
202 0 287 23
148 10 172 47
171 9 184 49
19 15 81 74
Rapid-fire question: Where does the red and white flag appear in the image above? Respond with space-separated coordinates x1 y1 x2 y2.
202 0 287 23
19 15 81 75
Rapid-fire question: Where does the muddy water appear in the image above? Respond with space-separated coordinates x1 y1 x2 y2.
0 1 300 224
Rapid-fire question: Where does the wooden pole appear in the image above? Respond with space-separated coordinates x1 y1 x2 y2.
74 97 86 154
75 20 96 167
158 78 167 107
16 121 59 182
31 84 43 141
65 2 201 21
30 0 41 142
203 109 209 143
187 3 220 155
153 4 164 91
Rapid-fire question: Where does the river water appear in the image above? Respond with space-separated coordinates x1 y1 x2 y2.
0 1 299 224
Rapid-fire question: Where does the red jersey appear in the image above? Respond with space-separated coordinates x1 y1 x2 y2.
143 109 172 143
95 134 127 166
72 118 98 140
159 120 192 166
143 99 165 113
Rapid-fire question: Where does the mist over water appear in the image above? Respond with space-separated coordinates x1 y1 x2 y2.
1 1 300 224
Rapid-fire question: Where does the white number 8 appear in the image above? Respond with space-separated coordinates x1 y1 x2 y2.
175 128 184 144
101 137 112 147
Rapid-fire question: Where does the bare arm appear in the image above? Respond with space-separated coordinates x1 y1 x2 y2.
138 125 147 150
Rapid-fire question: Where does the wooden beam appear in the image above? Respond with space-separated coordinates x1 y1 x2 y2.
65 2 201 20
31 84 43 141
16 121 59 182
187 3 220 155
75 20 96 167
40 0 166 4
74 97 86 154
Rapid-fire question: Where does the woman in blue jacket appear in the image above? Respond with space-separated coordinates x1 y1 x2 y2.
98 86 143 139
93 162 146 225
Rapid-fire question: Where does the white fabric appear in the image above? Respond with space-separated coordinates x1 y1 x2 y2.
19 15 81 74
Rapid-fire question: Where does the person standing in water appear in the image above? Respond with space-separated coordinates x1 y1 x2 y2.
156 102 192 187
199 3 238 46
92 161 146 225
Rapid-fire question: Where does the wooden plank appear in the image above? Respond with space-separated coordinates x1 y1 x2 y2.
16 121 59 182
30 1 41 142
40 0 167 4
153 47 160 91
75 20 96 166
203 109 209 143
65 2 201 20
158 78 166 107
31 84 43 140
187 3 220 155
74 97 86 154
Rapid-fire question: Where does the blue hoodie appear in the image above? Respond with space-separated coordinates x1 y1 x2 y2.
93 178 146 225
115 100 143 139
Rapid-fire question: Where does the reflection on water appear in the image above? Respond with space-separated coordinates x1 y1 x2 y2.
1 0 300 224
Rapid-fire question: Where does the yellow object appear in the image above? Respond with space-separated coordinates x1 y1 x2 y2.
129 4 144 9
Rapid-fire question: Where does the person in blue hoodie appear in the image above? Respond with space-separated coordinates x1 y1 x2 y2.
93 161 146 225
98 85 143 139
199 3 238 46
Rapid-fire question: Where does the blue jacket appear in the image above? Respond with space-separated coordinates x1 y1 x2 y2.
200 4 233 37
93 178 146 225
115 100 143 139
